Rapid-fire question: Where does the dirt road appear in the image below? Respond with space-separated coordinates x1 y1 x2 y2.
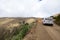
23 22 60 40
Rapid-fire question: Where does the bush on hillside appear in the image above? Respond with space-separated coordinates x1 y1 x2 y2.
54 14 60 26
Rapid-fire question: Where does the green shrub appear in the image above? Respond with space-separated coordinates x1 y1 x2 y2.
4 22 34 40
54 14 60 26
11 24 31 40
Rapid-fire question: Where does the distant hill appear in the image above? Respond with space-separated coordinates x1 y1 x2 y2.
53 13 60 17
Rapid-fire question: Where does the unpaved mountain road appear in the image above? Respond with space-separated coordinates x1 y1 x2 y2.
23 22 60 40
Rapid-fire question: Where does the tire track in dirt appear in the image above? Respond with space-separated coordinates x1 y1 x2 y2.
43 24 60 40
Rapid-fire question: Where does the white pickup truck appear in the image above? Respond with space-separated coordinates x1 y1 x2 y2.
42 17 53 26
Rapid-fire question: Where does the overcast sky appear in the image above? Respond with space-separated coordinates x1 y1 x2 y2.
0 0 60 18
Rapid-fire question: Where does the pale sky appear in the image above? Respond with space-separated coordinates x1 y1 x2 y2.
0 0 60 18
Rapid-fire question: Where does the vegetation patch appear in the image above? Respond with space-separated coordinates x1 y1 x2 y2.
10 23 33 40
53 14 60 26
4 22 34 40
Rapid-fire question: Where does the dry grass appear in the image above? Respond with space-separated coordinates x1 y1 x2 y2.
25 18 36 24
0 18 36 40
0 19 14 25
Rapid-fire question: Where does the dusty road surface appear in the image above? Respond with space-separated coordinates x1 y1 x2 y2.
23 22 60 40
